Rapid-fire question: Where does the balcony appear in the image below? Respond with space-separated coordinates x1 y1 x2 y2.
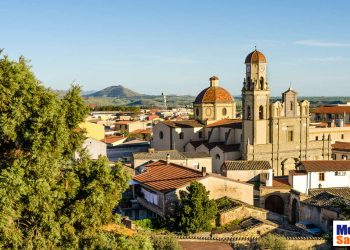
137 196 164 217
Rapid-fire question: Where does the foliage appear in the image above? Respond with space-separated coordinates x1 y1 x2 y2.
93 105 141 112
116 234 154 250
256 234 288 250
0 54 130 249
174 181 217 234
151 235 182 250
333 199 350 219
215 196 239 211
134 219 155 230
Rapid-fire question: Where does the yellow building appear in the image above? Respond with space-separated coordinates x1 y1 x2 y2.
79 121 105 141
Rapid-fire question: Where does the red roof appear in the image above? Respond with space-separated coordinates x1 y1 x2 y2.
245 50 267 64
194 86 233 104
332 141 350 151
100 136 126 144
311 105 350 114
130 129 152 134
300 160 350 172
133 160 204 192
115 121 132 125
289 170 307 176
206 119 242 128
272 178 291 188
146 114 159 121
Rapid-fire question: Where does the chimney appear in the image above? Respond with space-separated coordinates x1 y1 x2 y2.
201 167 207 177
148 148 155 153
166 154 170 165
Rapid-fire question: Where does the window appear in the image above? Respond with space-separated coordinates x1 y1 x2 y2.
159 131 164 139
341 134 345 139
335 171 346 176
342 155 347 160
247 77 251 90
179 132 184 140
319 172 325 181
332 154 337 160
215 154 220 160
315 136 319 141
288 130 294 142
222 108 227 116
198 131 203 138
196 108 199 116
247 106 251 119
290 101 293 111
259 106 264 119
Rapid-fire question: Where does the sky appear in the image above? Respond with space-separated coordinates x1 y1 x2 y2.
1 0 350 96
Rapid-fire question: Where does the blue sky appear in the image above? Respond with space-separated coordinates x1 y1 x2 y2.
1 0 350 96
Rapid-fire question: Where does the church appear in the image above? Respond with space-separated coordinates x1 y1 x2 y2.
151 49 332 175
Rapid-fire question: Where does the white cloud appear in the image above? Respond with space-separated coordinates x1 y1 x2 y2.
295 40 350 47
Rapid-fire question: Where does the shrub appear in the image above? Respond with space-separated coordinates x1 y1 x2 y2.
151 235 182 250
256 234 288 250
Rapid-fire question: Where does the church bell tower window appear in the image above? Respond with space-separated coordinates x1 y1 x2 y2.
259 106 264 119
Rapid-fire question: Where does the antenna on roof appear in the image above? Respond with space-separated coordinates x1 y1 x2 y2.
254 44 257 50
289 81 292 90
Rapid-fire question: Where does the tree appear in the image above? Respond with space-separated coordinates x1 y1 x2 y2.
175 182 217 234
256 234 288 250
0 53 130 248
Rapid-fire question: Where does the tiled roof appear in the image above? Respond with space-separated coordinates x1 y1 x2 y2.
223 160 271 170
161 120 203 128
100 136 126 144
180 152 211 158
303 188 350 211
300 160 350 172
332 141 350 151
245 50 267 64
130 129 152 134
272 177 291 189
115 121 132 125
133 160 204 192
133 150 186 160
289 170 307 176
311 105 350 114
206 119 242 129
308 187 350 199
194 86 233 104
133 150 211 160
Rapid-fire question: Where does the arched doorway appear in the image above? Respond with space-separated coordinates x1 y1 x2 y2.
265 195 284 214
291 199 299 224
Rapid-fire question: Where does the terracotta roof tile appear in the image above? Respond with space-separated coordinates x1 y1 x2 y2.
206 119 242 128
245 50 267 64
272 177 291 189
162 120 203 128
223 160 271 170
289 170 307 176
332 141 350 151
300 160 350 172
194 86 233 104
100 136 126 144
133 160 204 192
311 105 350 114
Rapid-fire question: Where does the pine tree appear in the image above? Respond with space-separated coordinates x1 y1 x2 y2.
175 182 217 234
0 53 130 249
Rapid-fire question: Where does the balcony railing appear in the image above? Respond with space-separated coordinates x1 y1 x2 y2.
137 196 164 217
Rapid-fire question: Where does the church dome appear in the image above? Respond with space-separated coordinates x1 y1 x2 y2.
245 49 267 64
194 76 233 104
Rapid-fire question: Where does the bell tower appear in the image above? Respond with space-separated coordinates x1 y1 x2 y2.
242 49 270 151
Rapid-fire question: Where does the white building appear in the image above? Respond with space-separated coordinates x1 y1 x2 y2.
289 161 350 194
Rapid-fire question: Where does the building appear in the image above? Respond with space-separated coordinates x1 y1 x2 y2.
133 149 212 173
221 160 273 187
332 141 350 160
79 121 105 141
193 76 236 124
311 104 350 125
289 160 350 194
131 160 254 218
75 137 107 160
115 121 148 134
100 136 127 147
151 49 332 176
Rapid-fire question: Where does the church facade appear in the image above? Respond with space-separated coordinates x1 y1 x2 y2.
151 50 332 175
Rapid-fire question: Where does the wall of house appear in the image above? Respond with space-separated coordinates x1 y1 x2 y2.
197 176 254 205
332 149 350 160
290 174 308 194
308 171 350 189
224 169 272 186
79 121 105 140
151 123 172 150
309 126 350 143
299 202 338 233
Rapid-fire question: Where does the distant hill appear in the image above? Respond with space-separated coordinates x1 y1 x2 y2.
86 85 143 98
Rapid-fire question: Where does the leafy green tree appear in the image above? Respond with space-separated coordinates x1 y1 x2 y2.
257 234 288 250
0 53 130 249
175 181 217 234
